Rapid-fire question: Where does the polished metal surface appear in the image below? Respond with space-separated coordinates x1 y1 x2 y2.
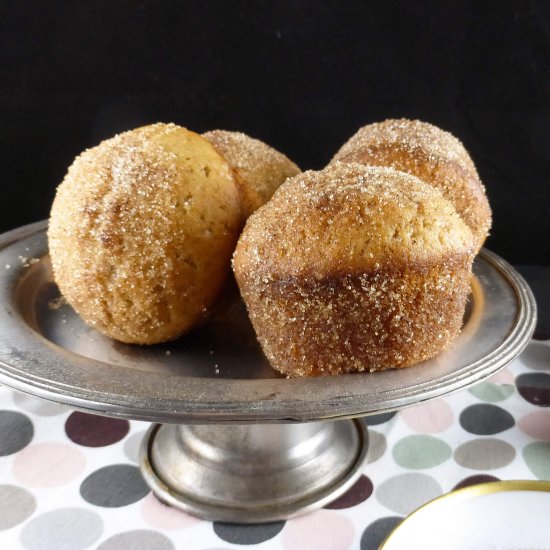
140 419 368 522
0 222 537 423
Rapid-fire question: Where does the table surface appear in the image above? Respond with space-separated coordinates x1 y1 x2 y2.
0 267 548 550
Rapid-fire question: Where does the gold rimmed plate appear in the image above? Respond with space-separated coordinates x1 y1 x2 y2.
381 480 550 550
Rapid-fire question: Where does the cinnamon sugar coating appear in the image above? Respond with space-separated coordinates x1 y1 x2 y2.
332 119 491 252
203 130 300 219
48 123 242 344
233 163 476 377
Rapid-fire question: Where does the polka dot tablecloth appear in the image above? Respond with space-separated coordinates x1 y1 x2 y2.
0 339 549 549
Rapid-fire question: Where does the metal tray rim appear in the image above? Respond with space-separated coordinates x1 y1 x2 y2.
0 221 537 422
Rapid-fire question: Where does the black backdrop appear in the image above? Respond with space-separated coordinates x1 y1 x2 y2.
1 1 549 263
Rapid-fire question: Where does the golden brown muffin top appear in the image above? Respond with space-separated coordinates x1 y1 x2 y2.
332 118 492 252
48 123 242 343
203 129 300 218
234 162 475 278
333 118 478 173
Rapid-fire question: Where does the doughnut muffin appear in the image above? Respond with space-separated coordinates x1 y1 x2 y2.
48 123 242 344
332 119 491 252
203 130 301 219
233 162 476 377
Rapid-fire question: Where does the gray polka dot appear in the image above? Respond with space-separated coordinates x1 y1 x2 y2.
361 516 402 550
0 410 33 456
97 530 174 550
375 473 442 515
213 521 285 545
366 430 387 464
459 404 515 435
0 485 36 530
80 464 149 507
123 431 146 464
520 342 550 371
20 507 103 550
363 412 397 426
454 439 516 470
12 392 68 416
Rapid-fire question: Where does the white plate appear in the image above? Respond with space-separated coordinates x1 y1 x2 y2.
381 480 550 550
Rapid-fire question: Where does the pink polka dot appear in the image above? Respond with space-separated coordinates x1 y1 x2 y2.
282 510 354 550
13 443 86 487
518 411 550 441
487 367 514 384
140 493 200 529
400 400 454 433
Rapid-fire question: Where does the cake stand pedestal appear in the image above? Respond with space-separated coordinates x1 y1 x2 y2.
0 222 536 522
141 420 367 522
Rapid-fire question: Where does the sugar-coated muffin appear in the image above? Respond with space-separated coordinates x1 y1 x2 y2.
233 162 476 377
332 119 491 252
203 130 301 219
48 123 242 344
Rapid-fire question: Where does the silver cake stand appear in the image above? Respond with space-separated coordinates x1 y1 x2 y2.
0 222 537 523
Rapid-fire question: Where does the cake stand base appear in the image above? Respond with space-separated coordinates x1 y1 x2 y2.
140 419 368 523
